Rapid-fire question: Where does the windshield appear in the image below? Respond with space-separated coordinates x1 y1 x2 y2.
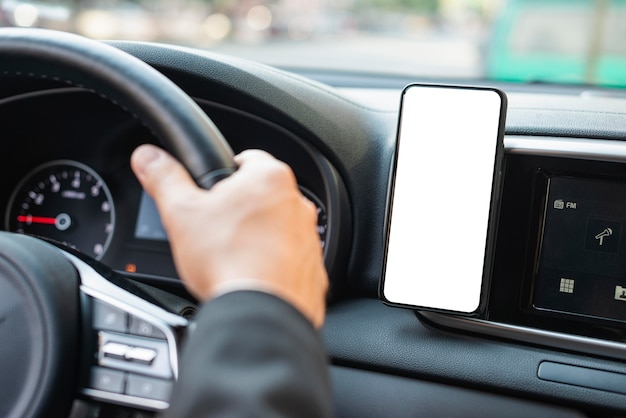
1 0 625 87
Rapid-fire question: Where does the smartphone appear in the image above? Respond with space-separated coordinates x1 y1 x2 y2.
380 84 507 315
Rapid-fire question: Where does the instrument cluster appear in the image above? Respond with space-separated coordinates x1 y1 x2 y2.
0 88 347 283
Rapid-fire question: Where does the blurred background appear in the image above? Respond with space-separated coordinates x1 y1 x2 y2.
1 0 625 87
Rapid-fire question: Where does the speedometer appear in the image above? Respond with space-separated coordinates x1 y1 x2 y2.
6 160 115 260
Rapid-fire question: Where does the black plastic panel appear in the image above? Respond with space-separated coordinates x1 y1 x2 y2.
539 362 626 396
490 152 626 342
324 298 626 415
331 365 585 418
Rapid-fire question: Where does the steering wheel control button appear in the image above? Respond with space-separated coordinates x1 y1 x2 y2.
125 347 158 365
126 374 173 401
98 331 172 379
90 367 125 394
102 341 157 365
93 300 127 333
129 316 166 340
102 342 130 360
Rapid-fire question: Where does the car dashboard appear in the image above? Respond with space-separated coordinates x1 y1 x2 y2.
3 40 626 416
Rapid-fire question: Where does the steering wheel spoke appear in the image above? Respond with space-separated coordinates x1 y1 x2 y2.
64 250 188 412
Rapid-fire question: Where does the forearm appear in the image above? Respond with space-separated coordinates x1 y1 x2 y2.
162 291 333 418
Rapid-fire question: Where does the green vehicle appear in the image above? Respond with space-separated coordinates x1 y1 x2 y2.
488 0 626 87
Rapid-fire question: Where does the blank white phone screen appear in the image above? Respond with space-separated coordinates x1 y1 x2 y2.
382 85 503 313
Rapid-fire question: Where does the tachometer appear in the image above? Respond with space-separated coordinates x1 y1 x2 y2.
6 160 115 260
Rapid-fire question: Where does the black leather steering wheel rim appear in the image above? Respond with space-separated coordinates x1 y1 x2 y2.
0 27 237 417
0 233 79 418
0 27 237 188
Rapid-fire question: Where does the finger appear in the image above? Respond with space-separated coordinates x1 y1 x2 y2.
234 150 293 177
130 144 198 209
233 149 274 166
233 149 298 190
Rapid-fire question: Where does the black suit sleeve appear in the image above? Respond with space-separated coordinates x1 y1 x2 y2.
161 291 333 418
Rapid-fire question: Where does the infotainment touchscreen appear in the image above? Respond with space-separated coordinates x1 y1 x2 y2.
534 176 626 321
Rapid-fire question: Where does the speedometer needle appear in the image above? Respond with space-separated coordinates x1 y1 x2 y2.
17 213 72 231
17 215 56 225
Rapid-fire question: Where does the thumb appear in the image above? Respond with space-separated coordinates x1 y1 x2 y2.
130 144 198 211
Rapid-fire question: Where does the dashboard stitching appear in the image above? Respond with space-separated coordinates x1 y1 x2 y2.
1 71 153 137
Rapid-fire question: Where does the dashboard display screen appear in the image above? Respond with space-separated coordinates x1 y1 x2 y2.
534 176 626 321
134 191 168 241
133 187 329 245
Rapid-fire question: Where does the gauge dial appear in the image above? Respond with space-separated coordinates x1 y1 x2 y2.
6 160 115 260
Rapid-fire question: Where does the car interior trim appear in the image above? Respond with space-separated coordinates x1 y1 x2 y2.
420 310 626 361
70 250 188 342
538 361 626 395
70 253 187 378
506 135 626 163
81 388 169 411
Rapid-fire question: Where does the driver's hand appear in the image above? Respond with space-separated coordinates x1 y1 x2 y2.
131 144 328 328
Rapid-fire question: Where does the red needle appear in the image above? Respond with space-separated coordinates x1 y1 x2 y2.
17 215 57 225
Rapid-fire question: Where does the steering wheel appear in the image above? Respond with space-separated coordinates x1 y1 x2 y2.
0 28 237 417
